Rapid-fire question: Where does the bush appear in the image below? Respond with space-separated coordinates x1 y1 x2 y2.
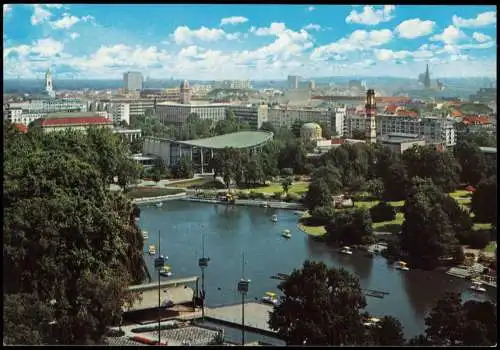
281 168 294 176
310 205 336 225
238 191 249 199
248 191 260 199
369 202 396 222
286 192 300 202
294 175 302 182
273 191 283 200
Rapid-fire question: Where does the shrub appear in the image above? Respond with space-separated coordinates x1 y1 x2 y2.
238 191 249 199
248 191 260 199
281 168 294 176
369 202 396 222
294 175 302 182
273 191 283 200
310 205 336 225
286 192 300 202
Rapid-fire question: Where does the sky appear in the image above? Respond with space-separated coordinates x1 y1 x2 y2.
2 4 497 80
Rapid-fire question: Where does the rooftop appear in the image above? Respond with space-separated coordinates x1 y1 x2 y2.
151 131 273 149
157 101 229 107
479 147 497 154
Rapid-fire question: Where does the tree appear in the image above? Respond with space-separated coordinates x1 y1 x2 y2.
369 202 396 222
3 127 146 344
311 165 343 195
351 129 365 140
172 156 194 179
471 176 497 226
382 162 409 201
116 158 141 191
368 316 405 346
259 121 276 134
130 137 143 154
305 180 332 210
325 209 373 246
424 292 465 346
281 177 292 194
291 120 304 138
454 141 489 186
268 261 367 346
364 178 384 199
401 179 461 268
462 300 497 346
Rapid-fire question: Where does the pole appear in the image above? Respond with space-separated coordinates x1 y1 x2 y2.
242 293 245 346
158 230 161 344
201 267 205 320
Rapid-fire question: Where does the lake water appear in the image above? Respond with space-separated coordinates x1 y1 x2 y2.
138 200 496 339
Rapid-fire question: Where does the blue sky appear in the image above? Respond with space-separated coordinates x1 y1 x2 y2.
3 4 497 80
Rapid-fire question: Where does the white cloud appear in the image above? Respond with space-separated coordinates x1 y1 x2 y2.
345 5 396 25
31 5 53 25
311 29 393 60
220 16 248 26
178 45 200 58
50 13 80 29
430 25 467 44
31 38 64 57
172 26 237 45
374 49 412 61
452 11 496 28
4 4 11 16
395 18 435 39
472 31 492 43
44 4 63 9
70 32 80 40
449 54 469 61
81 15 96 25
303 23 321 31
306 6 315 12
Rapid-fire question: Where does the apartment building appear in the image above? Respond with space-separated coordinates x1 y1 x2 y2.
156 101 229 124
215 80 251 90
230 104 268 129
110 103 130 125
267 105 343 135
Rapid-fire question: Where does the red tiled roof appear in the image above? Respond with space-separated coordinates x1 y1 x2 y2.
377 97 412 104
396 110 418 117
451 109 463 117
384 104 398 113
462 116 490 125
39 117 113 127
331 138 345 145
12 123 28 133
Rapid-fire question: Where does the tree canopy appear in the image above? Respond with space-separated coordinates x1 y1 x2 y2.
3 122 146 345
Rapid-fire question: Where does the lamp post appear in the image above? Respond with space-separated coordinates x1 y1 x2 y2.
198 231 210 321
237 253 250 346
154 230 165 345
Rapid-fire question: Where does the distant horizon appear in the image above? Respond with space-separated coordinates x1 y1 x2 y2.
3 5 497 79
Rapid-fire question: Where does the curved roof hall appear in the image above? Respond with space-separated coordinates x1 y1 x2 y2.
171 131 274 149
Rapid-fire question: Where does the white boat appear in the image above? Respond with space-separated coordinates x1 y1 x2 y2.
159 265 173 277
148 244 156 255
271 214 278 222
261 292 279 306
142 231 148 239
156 202 163 208
395 261 410 271
363 317 381 328
339 246 353 255
282 229 292 239
469 281 486 293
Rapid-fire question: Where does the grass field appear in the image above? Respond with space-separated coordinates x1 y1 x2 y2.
126 187 185 199
484 241 497 253
473 223 493 231
240 181 310 195
167 178 211 188
297 212 327 237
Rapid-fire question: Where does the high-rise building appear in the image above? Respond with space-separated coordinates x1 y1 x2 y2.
123 72 143 92
423 64 431 89
365 89 377 143
45 68 56 98
308 80 316 90
287 75 300 89
180 80 191 104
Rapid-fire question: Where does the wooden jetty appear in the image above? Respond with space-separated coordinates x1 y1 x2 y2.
362 289 389 299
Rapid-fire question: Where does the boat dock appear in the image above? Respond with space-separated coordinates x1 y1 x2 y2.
362 289 390 299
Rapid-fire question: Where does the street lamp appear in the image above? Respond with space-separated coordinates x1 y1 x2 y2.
237 253 250 346
154 230 165 345
198 231 210 321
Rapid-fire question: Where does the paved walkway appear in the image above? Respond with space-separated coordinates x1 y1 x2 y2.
206 302 274 333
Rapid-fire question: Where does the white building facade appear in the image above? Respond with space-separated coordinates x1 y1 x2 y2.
110 103 130 125
156 102 229 124
123 71 143 92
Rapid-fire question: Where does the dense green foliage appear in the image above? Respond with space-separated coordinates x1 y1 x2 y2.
471 176 497 226
415 292 497 346
370 202 396 222
325 208 374 246
268 261 406 346
3 123 146 345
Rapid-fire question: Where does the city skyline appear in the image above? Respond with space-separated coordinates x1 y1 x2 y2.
3 4 497 80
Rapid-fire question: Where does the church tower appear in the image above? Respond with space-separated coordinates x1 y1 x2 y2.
365 89 377 144
180 80 191 104
424 63 431 89
45 68 55 98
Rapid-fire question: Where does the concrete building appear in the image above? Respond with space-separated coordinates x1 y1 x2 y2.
4 98 88 126
180 80 191 104
99 99 155 119
215 80 251 90
380 133 426 154
300 122 322 142
143 131 273 172
30 112 113 133
110 103 130 125
469 87 496 104
156 101 229 125
123 71 143 92
287 75 300 89
112 127 142 142
267 105 340 134
230 104 268 129
308 80 316 90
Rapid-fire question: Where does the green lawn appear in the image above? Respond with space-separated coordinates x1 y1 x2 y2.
354 200 379 209
473 223 493 231
372 212 404 233
484 241 497 253
168 178 211 188
449 190 472 199
297 212 327 237
240 181 310 195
